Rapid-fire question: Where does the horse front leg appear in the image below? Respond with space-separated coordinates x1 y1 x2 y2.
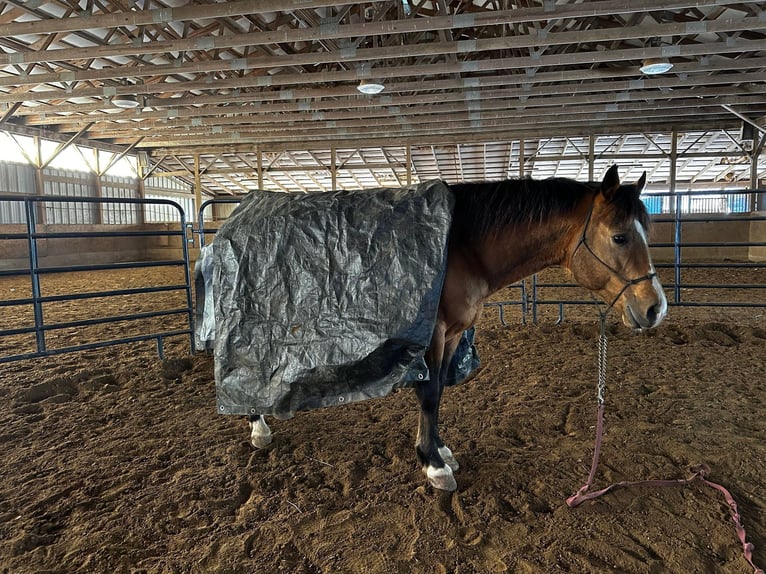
249 414 272 448
416 332 460 491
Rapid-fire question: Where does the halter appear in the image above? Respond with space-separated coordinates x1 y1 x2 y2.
571 198 657 315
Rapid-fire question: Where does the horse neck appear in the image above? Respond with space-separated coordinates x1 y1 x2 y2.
467 207 588 294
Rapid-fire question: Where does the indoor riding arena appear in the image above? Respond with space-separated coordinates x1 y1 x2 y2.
0 2 764 574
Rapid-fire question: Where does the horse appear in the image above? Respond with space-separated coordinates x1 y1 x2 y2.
247 165 667 491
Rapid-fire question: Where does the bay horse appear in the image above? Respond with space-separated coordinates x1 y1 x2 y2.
248 165 667 491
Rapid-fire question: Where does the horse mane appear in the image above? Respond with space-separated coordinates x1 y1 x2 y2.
447 176 650 243
447 177 592 243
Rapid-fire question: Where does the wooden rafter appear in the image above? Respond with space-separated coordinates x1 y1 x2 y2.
0 0 760 194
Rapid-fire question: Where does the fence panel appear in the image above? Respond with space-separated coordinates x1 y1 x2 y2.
0 194 194 364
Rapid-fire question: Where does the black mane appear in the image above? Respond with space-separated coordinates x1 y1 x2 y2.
447 176 651 243
447 177 593 243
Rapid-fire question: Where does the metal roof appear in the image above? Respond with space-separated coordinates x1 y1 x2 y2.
0 1 764 194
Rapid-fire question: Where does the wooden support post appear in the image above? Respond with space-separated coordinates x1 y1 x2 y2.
406 144 412 186
137 173 146 225
93 150 102 224
33 137 45 224
330 145 337 191
750 135 764 211
194 153 202 216
256 145 263 190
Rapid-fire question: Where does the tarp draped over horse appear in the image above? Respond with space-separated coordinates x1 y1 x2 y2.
195 180 480 419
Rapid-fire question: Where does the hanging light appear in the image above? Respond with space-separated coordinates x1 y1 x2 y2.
639 57 674 75
357 79 385 95
112 94 140 109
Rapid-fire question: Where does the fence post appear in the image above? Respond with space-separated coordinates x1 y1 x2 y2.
24 198 46 354
673 193 682 305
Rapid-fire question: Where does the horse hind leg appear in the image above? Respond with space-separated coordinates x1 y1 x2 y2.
249 415 272 448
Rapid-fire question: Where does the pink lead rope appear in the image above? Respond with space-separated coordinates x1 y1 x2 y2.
566 315 764 574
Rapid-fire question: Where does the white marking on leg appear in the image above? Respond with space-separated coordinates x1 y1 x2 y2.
425 464 457 491
249 415 272 448
438 445 460 472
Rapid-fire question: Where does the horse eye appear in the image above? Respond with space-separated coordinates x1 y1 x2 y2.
612 234 628 245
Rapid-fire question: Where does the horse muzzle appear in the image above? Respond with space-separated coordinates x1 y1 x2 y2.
622 296 667 330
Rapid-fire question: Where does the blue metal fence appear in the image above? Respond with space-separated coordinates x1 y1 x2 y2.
0 188 763 365
0 194 194 364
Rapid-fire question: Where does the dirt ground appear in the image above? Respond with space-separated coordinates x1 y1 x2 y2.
0 266 764 573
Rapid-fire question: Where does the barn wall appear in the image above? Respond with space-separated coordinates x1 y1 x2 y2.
0 223 199 272
143 222 200 263
0 223 148 271
650 218 755 262
750 217 766 262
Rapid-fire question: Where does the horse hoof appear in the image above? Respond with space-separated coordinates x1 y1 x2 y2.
250 433 272 449
425 465 457 491
438 446 460 472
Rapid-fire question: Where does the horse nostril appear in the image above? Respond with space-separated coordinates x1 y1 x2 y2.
646 303 660 326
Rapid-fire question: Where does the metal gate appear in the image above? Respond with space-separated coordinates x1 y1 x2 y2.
0 194 194 364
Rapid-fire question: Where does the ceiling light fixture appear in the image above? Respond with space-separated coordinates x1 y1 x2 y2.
639 57 674 75
112 94 140 109
356 79 385 95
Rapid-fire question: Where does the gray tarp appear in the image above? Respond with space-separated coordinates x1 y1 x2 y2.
195 180 479 418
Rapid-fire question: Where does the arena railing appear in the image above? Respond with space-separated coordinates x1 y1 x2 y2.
5 189 759 366
0 194 195 364
197 197 242 248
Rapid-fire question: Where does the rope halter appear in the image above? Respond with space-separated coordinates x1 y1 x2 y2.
571 198 657 316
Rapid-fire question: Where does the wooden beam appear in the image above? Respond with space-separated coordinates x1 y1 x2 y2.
406 144 411 186
20 64 766 123
0 0 384 37
194 154 202 218
61 85 766 140
1 38 762 105
0 0 734 67
124 113 746 150
0 102 22 126
330 146 337 191
98 137 144 175
39 122 94 169
256 145 263 190
2 18 761 91
95 95 766 146
720 104 766 136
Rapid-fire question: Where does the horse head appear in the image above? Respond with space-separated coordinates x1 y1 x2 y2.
567 165 667 330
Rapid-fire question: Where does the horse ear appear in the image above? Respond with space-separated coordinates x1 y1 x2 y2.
635 171 647 195
600 165 620 200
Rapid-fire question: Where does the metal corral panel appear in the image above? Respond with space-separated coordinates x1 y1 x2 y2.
0 162 36 223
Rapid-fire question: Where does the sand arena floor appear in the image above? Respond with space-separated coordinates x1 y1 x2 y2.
0 266 764 573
